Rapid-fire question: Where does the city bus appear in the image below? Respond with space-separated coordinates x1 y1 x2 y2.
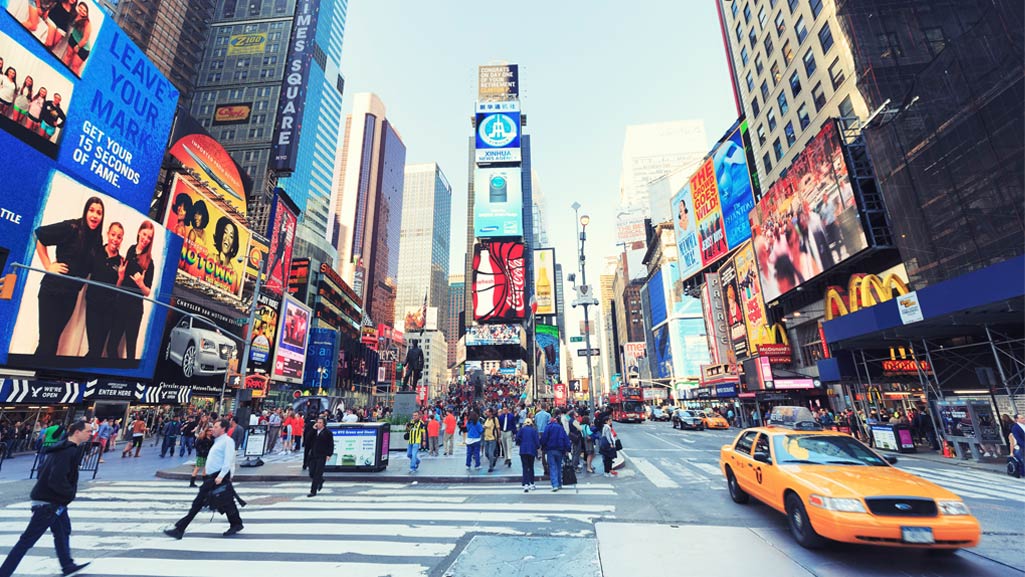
609 386 646 422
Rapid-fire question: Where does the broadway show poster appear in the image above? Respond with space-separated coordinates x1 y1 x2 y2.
7 171 180 378
472 241 526 323
671 178 702 280
653 324 673 380
168 131 247 218
164 174 251 298
273 294 310 384
248 293 280 374
691 159 728 267
733 242 769 351
714 126 756 249
718 259 748 360
263 190 297 297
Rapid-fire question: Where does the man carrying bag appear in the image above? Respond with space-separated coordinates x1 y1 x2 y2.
163 419 244 539
308 417 334 497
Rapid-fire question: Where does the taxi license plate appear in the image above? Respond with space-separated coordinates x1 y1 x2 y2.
902 527 935 544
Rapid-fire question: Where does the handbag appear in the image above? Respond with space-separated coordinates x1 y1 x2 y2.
207 482 233 513
614 438 623 451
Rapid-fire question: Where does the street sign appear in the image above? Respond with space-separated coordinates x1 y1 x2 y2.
380 349 398 362
576 349 601 357
570 336 584 343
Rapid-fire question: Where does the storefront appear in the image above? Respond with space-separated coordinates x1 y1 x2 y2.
0 378 83 435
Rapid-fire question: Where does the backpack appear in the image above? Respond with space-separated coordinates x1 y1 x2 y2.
569 423 583 443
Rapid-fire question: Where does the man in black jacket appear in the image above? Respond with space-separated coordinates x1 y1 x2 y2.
307 417 334 497
0 420 92 577
402 341 425 390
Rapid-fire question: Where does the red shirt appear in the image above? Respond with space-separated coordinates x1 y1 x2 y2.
443 414 457 434
427 419 440 437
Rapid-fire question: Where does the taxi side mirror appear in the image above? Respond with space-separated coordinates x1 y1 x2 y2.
884 455 898 465
753 451 772 465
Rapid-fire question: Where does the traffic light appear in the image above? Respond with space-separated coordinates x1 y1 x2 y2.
0 273 16 300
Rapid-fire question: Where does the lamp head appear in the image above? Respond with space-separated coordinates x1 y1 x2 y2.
580 215 590 228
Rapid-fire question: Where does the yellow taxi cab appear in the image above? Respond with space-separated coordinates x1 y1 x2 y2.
700 410 730 430
719 407 980 551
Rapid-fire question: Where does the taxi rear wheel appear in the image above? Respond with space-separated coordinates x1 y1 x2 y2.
785 493 826 549
726 468 749 504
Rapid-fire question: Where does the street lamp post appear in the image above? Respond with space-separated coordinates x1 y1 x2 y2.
573 203 597 411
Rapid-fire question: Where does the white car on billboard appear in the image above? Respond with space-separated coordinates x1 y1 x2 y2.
165 317 236 378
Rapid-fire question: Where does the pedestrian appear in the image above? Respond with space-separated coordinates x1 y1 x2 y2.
516 417 540 492
0 420 92 577
307 418 334 497
1009 413 1025 478
498 406 517 468
266 410 282 453
540 408 571 492
301 413 316 470
566 410 584 472
159 414 181 458
163 419 244 539
581 415 597 474
598 417 619 477
189 425 212 488
534 403 552 474
483 408 501 472
464 411 483 471
121 414 146 458
442 409 457 456
179 416 197 457
405 411 426 474
426 413 440 457
94 418 111 463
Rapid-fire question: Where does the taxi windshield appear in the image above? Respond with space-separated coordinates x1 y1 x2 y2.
774 435 888 467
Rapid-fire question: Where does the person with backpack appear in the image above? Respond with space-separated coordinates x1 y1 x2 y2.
516 417 540 492
565 410 584 472
598 416 620 478
581 415 597 474
540 408 572 492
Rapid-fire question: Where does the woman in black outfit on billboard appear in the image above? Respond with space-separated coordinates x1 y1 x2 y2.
106 221 155 360
33 196 104 357
85 221 124 358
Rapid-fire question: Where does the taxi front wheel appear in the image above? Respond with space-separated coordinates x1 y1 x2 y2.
785 493 826 549
726 468 749 504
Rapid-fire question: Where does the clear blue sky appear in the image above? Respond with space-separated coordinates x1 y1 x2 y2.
339 1 739 342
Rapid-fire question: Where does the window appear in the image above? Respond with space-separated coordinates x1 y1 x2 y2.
788 0 799 12
777 91 789 115
749 28 758 48
767 108 778 131
731 2 739 18
758 6 767 29
760 80 770 101
735 431 758 454
803 49 817 76
924 27 946 56
828 56 845 89
755 54 764 75
879 32 903 59
789 70 802 96
795 16 808 43
782 40 794 64
757 124 767 145
741 46 750 65
751 96 761 117
735 22 743 43
762 152 772 174
746 72 755 92
809 0 823 18
812 82 826 111
755 434 771 458
743 3 752 23
773 138 785 161
774 12 785 37
784 121 797 145
771 61 781 83
763 33 774 55
819 23 834 52
838 95 855 118
797 102 811 129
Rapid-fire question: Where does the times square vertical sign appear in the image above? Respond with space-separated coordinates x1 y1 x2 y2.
270 0 321 173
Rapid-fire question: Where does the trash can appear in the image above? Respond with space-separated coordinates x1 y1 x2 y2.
324 422 390 472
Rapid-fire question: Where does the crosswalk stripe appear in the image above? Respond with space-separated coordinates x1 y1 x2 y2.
0 521 523 538
898 467 1022 502
686 461 723 477
12 556 430 577
627 455 680 488
72 492 471 504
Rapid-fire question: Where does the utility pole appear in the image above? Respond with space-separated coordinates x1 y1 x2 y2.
573 202 596 411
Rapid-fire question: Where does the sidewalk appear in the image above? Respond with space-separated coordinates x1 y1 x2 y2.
887 446 1009 475
0 437 198 482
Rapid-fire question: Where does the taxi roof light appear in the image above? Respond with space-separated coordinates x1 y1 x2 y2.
767 406 824 430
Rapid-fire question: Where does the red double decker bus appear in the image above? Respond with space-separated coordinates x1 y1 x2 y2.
609 386 646 422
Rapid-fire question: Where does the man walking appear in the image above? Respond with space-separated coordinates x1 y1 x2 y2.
442 409 457 456
159 415 181 458
540 408 572 492
405 411 427 474
179 416 198 457
499 406 517 468
0 420 92 577
307 418 334 497
163 419 244 539
1010 413 1025 478
95 419 112 463
427 413 440 456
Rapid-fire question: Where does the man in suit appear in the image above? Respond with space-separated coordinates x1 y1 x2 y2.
307 418 334 497
402 341 425 390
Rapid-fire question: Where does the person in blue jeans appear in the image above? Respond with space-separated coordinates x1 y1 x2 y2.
159 416 181 458
405 412 427 474
516 418 540 492
464 411 483 470
540 408 572 492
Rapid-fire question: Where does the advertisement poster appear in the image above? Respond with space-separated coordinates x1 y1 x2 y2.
749 120 868 302
475 102 521 163
168 132 247 218
213 102 253 126
327 427 377 468
624 342 646 376
245 234 269 284
553 382 567 406
152 300 241 395
714 126 756 249
465 324 521 347
226 33 266 56
702 272 734 365
653 324 673 380
270 0 320 173
691 159 728 266
472 241 525 323
671 317 708 381
474 166 522 238
937 402 973 438
535 323 559 376
248 293 280 374
163 175 251 298
733 242 769 352
478 64 518 100
6 171 180 377
303 327 338 391
671 180 702 280
273 294 310 384
533 248 556 316
263 190 297 297
718 259 748 359
647 268 667 328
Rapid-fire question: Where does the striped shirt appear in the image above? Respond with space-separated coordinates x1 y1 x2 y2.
406 420 427 446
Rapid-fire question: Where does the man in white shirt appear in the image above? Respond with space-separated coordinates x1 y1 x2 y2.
249 412 259 427
342 410 358 423
164 419 244 539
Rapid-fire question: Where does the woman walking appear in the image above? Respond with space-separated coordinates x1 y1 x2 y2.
464 411 483 471
516 418 540 492
482 408 500 472
581 415 597 474
189 425 213 487
598 417 619 478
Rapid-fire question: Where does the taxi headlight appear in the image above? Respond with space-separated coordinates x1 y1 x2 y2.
808 494 866 513
937 500 970 515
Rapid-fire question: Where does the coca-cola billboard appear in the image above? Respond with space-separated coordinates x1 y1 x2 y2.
472 241 526 323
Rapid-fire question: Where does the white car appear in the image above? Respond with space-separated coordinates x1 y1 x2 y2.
165 317 236 378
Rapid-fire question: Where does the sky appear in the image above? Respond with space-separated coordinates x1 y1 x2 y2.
338 1 740 357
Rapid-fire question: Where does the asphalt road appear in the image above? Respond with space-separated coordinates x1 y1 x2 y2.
611 419 1024 576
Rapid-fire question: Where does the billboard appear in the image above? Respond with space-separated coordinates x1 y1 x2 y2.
151 297 242 397
648 267 667 327
718 259 748 359
226 33 266 56
472 241 526 323
168 131 247 219
475 105 521 164
478 64 519 101
465 324 522 347
652 324 673 380
734 242 769 353
714 126 757 249
248 293 280 374
623 342 646 376
6 171 180 377
701 272 734 365
245 234 269 284
671 317 708 381
270 0 321 173
473 165 523 237
163 175 251 298
303 327 338 390
273 294 310 384
212 102 253 126
692 158 728 266
671 179 702 281
263 189 297 297
533 248 556 316
749 120 867 302
535 323 560 376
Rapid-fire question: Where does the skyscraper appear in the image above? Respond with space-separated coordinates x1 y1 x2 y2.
190 0 349 266
395 163 452 333
331 93 407 326
446 275 465 370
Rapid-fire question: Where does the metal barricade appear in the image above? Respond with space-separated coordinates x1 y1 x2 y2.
0 441 7 472
29 441 103 480
29 441 60 479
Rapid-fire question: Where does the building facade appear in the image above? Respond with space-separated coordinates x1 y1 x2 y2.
446 275 465 369
395 163 452 332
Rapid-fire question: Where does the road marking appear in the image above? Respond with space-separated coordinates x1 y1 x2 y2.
899 466 1023 502
626 455 680 488
687 461 724 477
0 536 454 557
12 556 430 577
644 431 694 447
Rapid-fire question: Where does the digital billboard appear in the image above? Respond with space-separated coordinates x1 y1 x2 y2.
273 294 310 384
245 234 269 284
6 171 180 377
733 241 769 353
478 64 519 101
474 165 523 237
714 126 757 249
652 324 673 380
248 293 280 374
533 248 556 316
270 0 320 173
163 175 251 298
718 259 748 359
472 241 525 323
671 317 708 381
303 327 338 390
151 297 242 397
536 323 559 376
692 158 728 266
647 267 667 327
168 131 247 218
749 120 867 302
475 102 521 163
465 324 522 347
264 189 297 297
